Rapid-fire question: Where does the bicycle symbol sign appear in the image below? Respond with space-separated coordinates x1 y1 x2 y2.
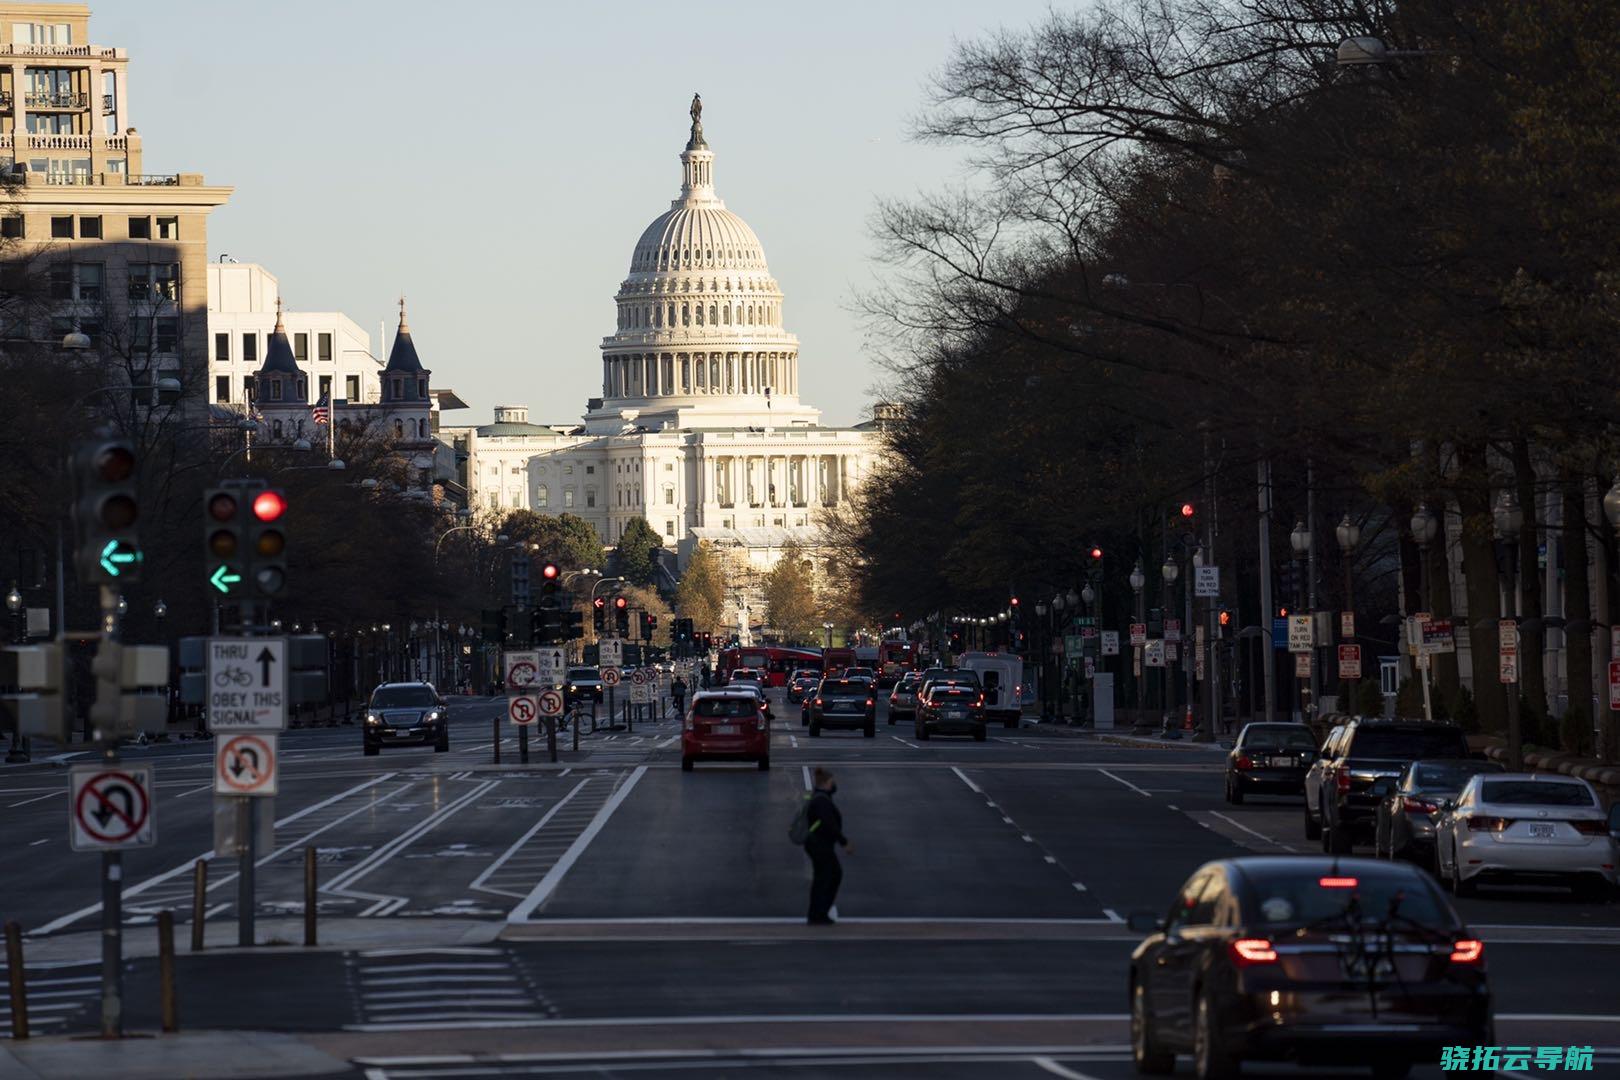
207 637 286 732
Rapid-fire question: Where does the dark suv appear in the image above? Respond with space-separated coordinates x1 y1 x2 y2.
1306 719 1471 854
363 682 449 755
807 676 876 737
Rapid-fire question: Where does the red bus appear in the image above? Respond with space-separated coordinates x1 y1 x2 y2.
718 645 824 687
876 640 918 687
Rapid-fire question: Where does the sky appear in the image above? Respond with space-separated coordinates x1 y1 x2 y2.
88 0 1062 427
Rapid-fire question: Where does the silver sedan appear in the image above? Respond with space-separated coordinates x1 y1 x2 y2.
1434 773 1617 901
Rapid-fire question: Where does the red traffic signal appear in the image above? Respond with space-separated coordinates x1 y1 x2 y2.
1009 596 1020 607
252 490 287 522
1180 502 1195 518
1278 606 1289 617
613 596 628 610
1089 546 1103 560
541 563 559 580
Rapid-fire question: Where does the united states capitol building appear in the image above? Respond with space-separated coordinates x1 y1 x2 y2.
445 98 891 576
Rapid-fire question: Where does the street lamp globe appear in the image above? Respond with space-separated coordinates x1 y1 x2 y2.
1336 514 1361 552
1290 520 1312 556
1411 505 1439 547
1035 602 1048 616
1161 559 1178 584
1067 587 1080 608
1081 584 1094 606
114 595 128 616
153 599 167 619
1602 479 1620 535
1051 593 1064 611
1493 491 1524 540
1129 562 1145 593
5 585 20 612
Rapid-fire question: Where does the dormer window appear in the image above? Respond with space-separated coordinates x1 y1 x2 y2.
269 381 283 402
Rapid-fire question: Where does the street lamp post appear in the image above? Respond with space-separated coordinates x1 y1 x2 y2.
1411 505 1440 722
1495 492 1525 769
1130 561 1145 722
4 584 25 762
1161 557 1179 725
1336 514 1361 714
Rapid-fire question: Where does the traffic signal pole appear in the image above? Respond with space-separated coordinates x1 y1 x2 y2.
91 584 123 1038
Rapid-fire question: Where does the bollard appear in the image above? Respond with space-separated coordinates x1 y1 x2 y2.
303 847 317 947
5 919 28 1040
493 714 501 765
518 723 530 764
627 700 634 733
546 716 558 763
157 911 177 1033
189 858 207 952
572 710 580 752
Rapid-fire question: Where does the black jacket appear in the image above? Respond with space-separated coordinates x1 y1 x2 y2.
805 789 846 854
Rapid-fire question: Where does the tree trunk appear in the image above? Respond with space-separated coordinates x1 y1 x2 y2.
1511 437 1547 721
1454 443 1506 734
1562 472 1594 754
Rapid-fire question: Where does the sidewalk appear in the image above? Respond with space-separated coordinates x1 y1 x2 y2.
20 917 501 966
0 1030 350 1080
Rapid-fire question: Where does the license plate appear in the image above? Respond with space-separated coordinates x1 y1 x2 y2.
1529 823 1556 838
1341 952 1396 979
945 710 966 718
1270 756 1295 768
711 724 738 735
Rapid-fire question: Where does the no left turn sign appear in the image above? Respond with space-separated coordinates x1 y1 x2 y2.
69 764 155 850
215 733 279 796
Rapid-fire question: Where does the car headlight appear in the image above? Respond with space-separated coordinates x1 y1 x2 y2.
426 710 443 722
365 713 381 726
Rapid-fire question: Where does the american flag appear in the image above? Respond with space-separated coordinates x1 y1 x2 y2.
311 392 330 425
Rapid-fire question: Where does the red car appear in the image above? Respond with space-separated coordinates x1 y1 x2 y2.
682 689 770 772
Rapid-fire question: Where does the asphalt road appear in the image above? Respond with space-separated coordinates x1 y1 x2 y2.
2 687 1616 1079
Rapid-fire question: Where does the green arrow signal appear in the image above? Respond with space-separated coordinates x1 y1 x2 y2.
100 540 139 576
210 564 242 594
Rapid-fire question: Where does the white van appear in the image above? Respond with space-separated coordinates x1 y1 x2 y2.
957 652 1024 728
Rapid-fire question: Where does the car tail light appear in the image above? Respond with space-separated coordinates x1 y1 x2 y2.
1449 939 1484 964
976 694 985 706
1229 938 1278 966
1235 755 1253 771
866 698 875 707
813 698 822 707
1402 797 1439 814
1570 820 1606 836
1466 816 1512 832
1318 876 1358 888
1336 771 1351 794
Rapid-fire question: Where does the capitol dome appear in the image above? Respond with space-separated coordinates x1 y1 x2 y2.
591 96 812 431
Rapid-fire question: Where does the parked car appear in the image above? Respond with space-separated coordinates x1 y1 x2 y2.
957 651 1023 728
564 666 604 704
1126 857 1492 1078
785 669 820 704
362 682 449 755
681 689 769 772
1301 722 1347 841
1375 758 1506 868
806 676 876 737
887 672 923 724
1305 719 1471 854
915 682 986 741
1225 723 1319 803
1434 773 1617 900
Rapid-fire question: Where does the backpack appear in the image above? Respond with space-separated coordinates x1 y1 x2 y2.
787 794 814 846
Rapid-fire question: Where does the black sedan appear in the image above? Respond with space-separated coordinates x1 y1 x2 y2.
915 684 986 741
1224 722 1318 803
1375 757 1505 869
1128 856 1491 1079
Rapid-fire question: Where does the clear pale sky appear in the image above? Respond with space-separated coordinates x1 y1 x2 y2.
89 0 1058 426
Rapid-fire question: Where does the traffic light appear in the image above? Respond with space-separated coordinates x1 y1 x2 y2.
203 487 246 596
248 488 288 597
641 613 656 641
593 595 606 632
1088 545 1104 563
539 562 561 610
561 610 584 640
481 608 507 642
613 595 629 636
1219 609 1232 629
1180 502 1195 519
71 438 142 584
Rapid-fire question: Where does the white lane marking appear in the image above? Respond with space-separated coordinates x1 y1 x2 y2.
7 790 59 808
788 736 798 748
558 768 572 778
509 915 1124 926
325 781 499 915
1101 908 1123 923
1208 810 1297 852
358 963 509 974
890 735 921 750
1002 817 1015 824
1044 855 1056 864
29 838 49 846
470 777 592 898
1071 882 1087 892
173 782 214 799
345 1014 1133 1033
1034 1056 1103 1080
801 766 812 791
1098 769 1152 797
508 766 647 923
950 767 982 794
358 946 503 958
1167 804 1179 811
29 772 396 937
1022 834 1034 843
1495 1013 1620 1021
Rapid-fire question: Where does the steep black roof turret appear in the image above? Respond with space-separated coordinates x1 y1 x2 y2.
385 297 424 373
258 297 302 378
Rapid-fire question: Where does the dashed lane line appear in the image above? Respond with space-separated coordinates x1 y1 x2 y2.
1096 769 1153 797
1206 809 1299 853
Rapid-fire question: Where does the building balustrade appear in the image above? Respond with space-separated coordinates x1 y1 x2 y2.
25 91 87 109
0 43 124 58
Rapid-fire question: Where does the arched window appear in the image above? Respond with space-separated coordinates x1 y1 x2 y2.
747 305 754 325
723 303 730 324
667 303 675 326
708 305 717 325
536 484 549 508
272 420 283 438
393 419 404 438
681 303 690 326
694 303 703 326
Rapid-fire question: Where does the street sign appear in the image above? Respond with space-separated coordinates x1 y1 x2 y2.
536 687 565 718
1165 642 1179 663
536 647 565 687
69 764 155 851
215 733 278 796
1338 645 1361 680
1129 623 1146 646
1288 615 1313 653
1340 611 1356 640
601 666 622 687
1272 618 1289 649
1144 640 1165 668
504 650 541 692
1500 651 1519 684
1195 647 1206 681
1499 619 1519 685
507 693 539 726
1100 631 1120 657
1610 661 1620 712
1083 657 1095 679
1612 625 1620 658
1422 618 1456 655
1294 652 1312 678
1194 565 1220 598
599 638 624 667
1164 619 1182 643
207 636 287 732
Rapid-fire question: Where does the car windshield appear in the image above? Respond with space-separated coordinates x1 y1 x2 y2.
1412 761 1501 789
1481 780 1594 806
693 697 757 718
1243 869 1449 929
1350 728 1467 759
568 669 597 681
371 686 436 708
1242 727 1318 752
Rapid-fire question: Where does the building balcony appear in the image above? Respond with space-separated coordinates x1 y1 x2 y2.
25 91 88 109
0 43 126 59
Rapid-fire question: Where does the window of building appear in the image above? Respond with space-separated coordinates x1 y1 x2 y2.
272 420 283 438
156 217 178 240
127 216 150 239
318 375 331 401
2 216 23 239
214 332 229 363
536 485 549 508
564 465 574 475
665 520 675 535
564 489 575 508
585 488 596 508
318 333 332 363
663 486 675 505
132 315 178 353
243 375 255 401
268 380 283 402
127 263 177 302
394 419 404 438
665 462 673 471
215 375 230 402
243 333 258 364
585 465 594 474
294 333 308 364
50 216 72 238
488 492 498 509
78 216 101 239
345 375 359 401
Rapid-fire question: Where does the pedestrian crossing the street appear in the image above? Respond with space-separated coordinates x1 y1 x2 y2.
347 947 554 1029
